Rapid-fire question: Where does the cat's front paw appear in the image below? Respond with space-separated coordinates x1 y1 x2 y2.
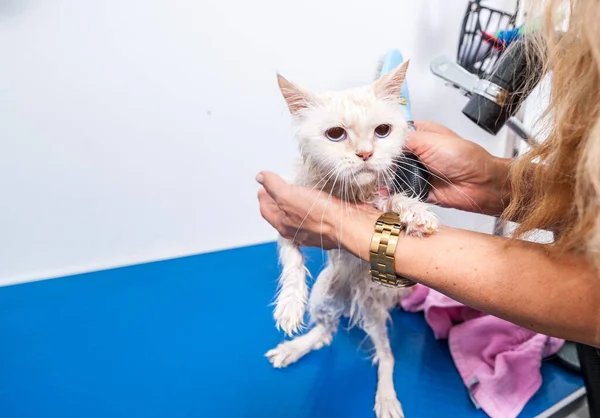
401 206 438 238
375 392 404 418
273 298 305 337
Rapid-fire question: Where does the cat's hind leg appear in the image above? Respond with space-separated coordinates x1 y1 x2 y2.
266 263 343 368
363 316 404 418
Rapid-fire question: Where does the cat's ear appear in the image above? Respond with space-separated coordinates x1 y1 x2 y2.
373 60 410 99
277 74 315 116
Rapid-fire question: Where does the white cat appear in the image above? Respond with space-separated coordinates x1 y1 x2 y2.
266 61 438 418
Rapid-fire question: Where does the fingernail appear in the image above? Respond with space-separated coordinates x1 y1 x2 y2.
255 173 264 184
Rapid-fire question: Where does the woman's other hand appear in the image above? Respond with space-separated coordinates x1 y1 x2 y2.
407 121 511 216
256 172 379 254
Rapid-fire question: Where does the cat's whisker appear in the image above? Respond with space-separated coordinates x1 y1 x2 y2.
383 165 405 192
337 176 347 252
391 156 473 199
341 176 352 250
386 167 432 203
391 158 483 213
380 170 391 197
349 171 360 208
388 160 443 198
348 176 365 260
418 162 483 209
352 171 365 201
387 165 428 201
400 154 457 186
292 168 338 243
302 166 338 196
320 169 342 255
384 165 419 199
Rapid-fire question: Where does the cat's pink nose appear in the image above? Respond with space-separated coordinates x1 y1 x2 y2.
356 151 373 161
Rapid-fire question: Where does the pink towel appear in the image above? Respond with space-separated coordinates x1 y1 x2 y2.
401 285 564 418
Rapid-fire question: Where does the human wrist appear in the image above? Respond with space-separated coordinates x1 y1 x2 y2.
481 156 512 216
335 205 381 261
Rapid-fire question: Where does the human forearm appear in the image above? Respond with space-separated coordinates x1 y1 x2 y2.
340 215 600 347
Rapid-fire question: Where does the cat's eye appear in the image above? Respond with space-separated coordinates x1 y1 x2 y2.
325 127 347 142
374 124 392 138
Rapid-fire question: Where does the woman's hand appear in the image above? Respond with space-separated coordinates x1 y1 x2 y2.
256 172 380 253
407 121 511 216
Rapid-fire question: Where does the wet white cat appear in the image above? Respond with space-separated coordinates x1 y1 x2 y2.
267 61 438 418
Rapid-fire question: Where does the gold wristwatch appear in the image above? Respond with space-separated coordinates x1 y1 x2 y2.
369 212 416 288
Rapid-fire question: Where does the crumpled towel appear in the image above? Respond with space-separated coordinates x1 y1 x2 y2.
401 284 564 418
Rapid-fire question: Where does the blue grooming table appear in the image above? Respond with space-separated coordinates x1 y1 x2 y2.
0 243 584 418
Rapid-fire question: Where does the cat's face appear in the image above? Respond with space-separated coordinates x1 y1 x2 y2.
278 62 409 186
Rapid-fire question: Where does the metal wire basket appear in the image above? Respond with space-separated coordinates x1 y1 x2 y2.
457 0 519 78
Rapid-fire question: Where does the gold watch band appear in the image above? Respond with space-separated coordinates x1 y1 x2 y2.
369 212 416 288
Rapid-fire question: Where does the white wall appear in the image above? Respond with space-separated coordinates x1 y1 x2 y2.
0 0 511 285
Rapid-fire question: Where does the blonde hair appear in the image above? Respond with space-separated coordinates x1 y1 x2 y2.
504 0 600 269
